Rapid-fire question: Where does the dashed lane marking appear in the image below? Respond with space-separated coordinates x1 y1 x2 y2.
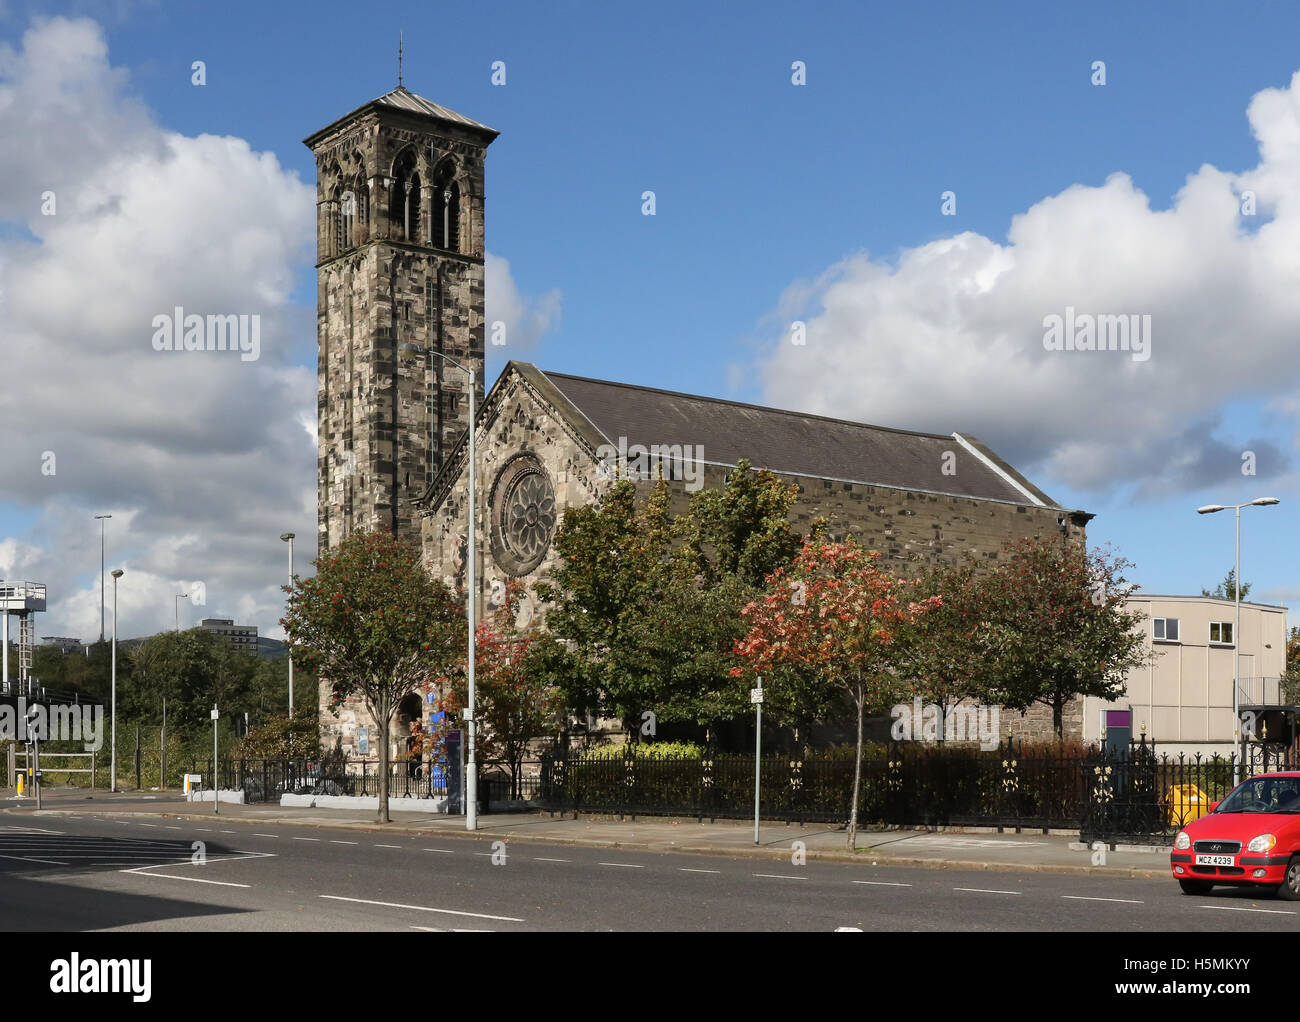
319 894 525 923
954 888 1021 895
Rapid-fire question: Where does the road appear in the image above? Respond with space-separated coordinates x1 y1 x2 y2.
0 812 1298 931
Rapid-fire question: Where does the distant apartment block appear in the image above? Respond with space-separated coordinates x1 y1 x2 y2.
199 618 260 656
41 636 84 653
1084 594 1288 756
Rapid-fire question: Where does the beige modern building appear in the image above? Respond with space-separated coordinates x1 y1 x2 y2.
1084 594 1288 756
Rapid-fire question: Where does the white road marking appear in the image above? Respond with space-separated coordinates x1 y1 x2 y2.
535 857 571 863
293 837 321 842
1062 895 1144 904
423 848 454 854
598 862 644 868
954 888 1021 895
0 853 69 865
196 829 213 833
330 840 358 845
852 880 912 887
138 823 157 828
753 873 807 880
120 869 251 888
1201 905 1295 915
253 834 278 838
374 844 402 849
164 826 181 830
219 830 235 835
680 868 720 874
319 894 525 923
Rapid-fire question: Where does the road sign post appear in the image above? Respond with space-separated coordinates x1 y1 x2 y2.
752 678 763 845
211 706 219 815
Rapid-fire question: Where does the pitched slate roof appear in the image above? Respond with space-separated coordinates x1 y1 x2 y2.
537 368 1061 508
303 87 498 147
421 362 1075 513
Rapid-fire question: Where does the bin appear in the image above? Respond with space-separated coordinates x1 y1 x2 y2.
1167 783 1209 826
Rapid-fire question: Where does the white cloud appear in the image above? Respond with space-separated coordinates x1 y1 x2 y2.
753 70 1300 501
0 17 316 642
485 252 561 352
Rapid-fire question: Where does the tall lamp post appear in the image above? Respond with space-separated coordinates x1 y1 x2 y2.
1197 497 1280 784
110 568 123 793
174 592 188 633
280 533 295 718
94 514 112 643
399 342 477 831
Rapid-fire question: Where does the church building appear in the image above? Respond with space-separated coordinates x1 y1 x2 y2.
306 87 1093 759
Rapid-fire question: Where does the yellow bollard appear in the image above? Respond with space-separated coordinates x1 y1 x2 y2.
16 773 23 796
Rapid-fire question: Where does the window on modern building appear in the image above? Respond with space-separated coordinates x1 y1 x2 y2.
1154 617 1180 642
1209 621 1234 645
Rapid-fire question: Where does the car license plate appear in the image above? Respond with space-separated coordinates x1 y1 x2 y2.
1194 854 1234 866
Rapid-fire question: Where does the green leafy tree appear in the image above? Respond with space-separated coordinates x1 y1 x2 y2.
236 713 321 760
902 558 999 736
1281 626 1300 705
281 530 466 823
1202 569 1251 602
537 461 808 735
978 537 1153 738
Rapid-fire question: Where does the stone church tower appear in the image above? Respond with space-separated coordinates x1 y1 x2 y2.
304 87 497 551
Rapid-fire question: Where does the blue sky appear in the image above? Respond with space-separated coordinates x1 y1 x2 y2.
2 0 1299 638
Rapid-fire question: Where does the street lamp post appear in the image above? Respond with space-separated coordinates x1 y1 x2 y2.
110 569 123 793
399 342 477 831
1197 497 1280 784
174 592 188 633
280 533 295 718
94 514 112 643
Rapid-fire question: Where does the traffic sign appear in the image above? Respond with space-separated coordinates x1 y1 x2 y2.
750 688 763 704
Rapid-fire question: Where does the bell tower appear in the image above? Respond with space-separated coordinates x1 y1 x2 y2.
305 87 496 550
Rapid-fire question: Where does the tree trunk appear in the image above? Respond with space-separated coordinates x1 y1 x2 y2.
377 688 390 823
848 685 864 851
1052 696 1063 740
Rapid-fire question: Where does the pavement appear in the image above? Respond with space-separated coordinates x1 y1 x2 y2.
2 787 1173 879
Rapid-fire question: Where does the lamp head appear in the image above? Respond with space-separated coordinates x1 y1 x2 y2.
1250 497 1280 506
1197 505 1225 515
280 533 295 542
110 569 123 579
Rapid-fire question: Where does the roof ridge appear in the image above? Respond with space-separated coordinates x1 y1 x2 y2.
540 369 956 442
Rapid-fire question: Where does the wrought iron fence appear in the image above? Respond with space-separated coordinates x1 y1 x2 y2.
192 758 451 803
537 738 1299 837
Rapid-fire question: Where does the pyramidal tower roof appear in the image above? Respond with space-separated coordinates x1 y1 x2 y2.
303 86 498 147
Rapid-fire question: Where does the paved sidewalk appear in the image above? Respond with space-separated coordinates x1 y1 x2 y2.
2 788 1172 878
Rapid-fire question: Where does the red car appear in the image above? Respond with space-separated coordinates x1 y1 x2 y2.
1171 770 1300 898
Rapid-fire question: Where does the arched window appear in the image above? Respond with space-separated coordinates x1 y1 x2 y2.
341 178 366 249
391 148 421 242
432 160 460 251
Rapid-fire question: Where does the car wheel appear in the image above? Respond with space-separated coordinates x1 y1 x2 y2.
1276 857 1300 901
1178 878 1214 896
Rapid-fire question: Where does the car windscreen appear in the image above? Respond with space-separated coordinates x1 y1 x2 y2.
1217 777 1300 813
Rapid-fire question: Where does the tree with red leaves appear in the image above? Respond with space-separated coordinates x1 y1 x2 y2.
732 538 941 850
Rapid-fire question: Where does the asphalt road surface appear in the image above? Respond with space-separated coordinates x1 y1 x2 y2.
1 813 1298 931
